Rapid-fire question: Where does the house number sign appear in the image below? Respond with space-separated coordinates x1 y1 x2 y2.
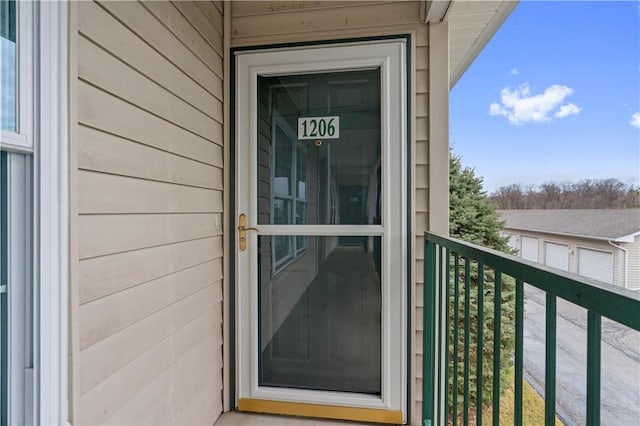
298 116 339 140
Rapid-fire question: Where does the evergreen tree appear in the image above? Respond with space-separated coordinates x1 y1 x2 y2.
449 153 511 252
448 153 516 415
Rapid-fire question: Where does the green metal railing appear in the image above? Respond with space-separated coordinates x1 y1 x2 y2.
422 232 640 426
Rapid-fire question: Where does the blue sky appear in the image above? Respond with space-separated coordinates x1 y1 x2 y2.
451 0 640 193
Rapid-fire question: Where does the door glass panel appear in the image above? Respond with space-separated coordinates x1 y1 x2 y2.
257 69 381 225
0 0 17 132
258 235 382 394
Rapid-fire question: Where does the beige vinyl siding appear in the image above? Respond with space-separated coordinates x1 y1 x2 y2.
70 1 224 425
622 236 640 291
231 3 429 423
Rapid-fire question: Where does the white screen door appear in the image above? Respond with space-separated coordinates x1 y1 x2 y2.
235 41 407 421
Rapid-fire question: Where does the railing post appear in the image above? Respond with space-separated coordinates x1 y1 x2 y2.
452 254 460 424
463 259 471 426
444 249 451 426
492 272 502 426
545 294 557 426
476 264 485 426
586 311 601 426
514 279 524 426
423 239 437 426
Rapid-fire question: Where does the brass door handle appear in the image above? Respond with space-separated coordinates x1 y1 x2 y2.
238 213 258 251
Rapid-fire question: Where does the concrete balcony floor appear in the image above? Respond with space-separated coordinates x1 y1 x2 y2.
215 412 377 425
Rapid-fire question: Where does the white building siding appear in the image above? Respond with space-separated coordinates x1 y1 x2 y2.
503 227 638 290
621 235 640 291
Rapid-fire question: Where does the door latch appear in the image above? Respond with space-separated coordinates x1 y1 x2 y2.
237 213 258 251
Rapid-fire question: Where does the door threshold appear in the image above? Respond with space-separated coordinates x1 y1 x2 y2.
216 411 383 425
237 399 402 424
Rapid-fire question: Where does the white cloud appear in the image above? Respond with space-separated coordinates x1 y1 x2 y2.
555 103 581 118
631 112 640 128
489 83 581 125
510 68 519 75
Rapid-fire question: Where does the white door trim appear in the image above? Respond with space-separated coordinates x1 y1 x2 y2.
235 40 407 418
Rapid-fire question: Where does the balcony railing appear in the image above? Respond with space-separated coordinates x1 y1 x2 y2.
422 232 640 426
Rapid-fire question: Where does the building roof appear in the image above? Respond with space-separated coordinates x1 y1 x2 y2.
498 209 640 242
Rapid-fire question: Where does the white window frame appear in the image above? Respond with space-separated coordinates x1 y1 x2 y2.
236 39 407 418
1 1 68 424
0 0 33 153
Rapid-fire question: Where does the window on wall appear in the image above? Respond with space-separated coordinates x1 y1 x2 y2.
272 114 308 270
1 0 17 132
1 0 32 152
0 1 67 423
1 151 8 426
1 1 33 423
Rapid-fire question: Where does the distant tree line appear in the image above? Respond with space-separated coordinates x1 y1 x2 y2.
490 178 639 209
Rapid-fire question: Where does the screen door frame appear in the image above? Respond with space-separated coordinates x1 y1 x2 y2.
235 39 408 418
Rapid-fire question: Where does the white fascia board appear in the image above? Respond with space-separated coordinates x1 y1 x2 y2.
614 231 640 243
503 226 640 243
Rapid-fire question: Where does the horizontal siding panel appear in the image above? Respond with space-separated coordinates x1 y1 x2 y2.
77 1 222 115
78 126 221 190
415 235 425 259
415 188 428 212
74 1 225 424
179 370 223 426
171 1 223 53
78 171 221 214
79 213 221 259
416 46 428 70
98 0 221 97
416 69 427 93
416 211 428 232
416 116 428 141
79 236 222 303
416 164 428 189
79 284 221 397
80 259 222 352
232 2 419 39
416 93 427 118
142 1 223 72
198 1 224 32
232 1 386 17
78 82 222 166
78 35 222 142
169 334 222 418
232 25 424 48
104 344 222 425
79 303 221 424
416 140 428 165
